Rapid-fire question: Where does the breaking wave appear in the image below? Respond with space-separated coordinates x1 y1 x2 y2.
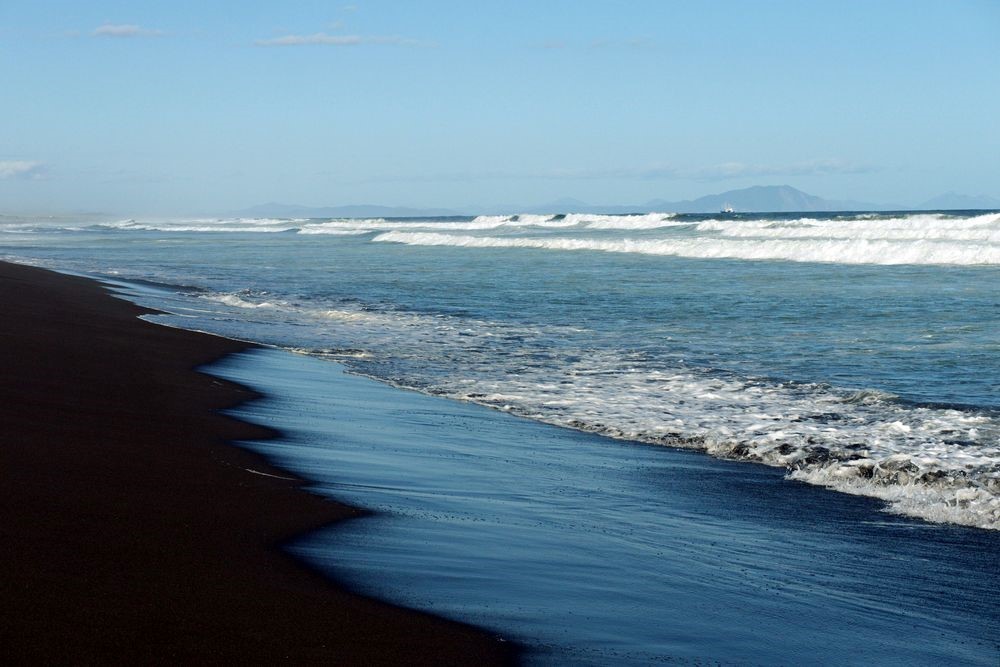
372 230 1000 266
194 285 1000 530
94 218 307 233
565 212 684 229
36 213 688 235
699 212 1000 243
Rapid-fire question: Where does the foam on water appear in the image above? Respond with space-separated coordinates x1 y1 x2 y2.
567 212 684 229
85 218 303 233
299 217 502 233
103 213 673 235
193 285 1000 530
699 212 1000 243
202 292 280 309
0 216 306 234
424 212 683 231
7 208 999 532
13 212 996 255
295 218 393 233
425 353 1000 530
373 230 1000 265
290 215 581 234
504 213 575 227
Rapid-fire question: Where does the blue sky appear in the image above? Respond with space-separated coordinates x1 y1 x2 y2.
1 1 998 214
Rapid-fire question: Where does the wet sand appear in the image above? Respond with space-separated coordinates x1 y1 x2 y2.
0 261 516 665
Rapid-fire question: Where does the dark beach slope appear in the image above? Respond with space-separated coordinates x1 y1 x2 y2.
0 261 515 665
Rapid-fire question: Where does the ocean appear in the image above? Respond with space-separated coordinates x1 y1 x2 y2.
3 209 999 663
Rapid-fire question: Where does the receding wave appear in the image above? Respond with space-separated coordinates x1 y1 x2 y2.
372 230 1000 265
138 273 1000 532
197 287 1000 530
202 292 280 309
439 359 1000 531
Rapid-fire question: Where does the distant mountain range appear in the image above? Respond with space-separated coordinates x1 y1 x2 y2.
652 185 882 213
517 186 881 214
238 185 999 218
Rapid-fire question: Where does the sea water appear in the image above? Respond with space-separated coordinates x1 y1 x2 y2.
3 210 998 529
215 347 1000 665
4 209 1000 663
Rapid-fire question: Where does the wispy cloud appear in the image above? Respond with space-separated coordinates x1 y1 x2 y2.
0 161 47 180
254 32 425 47
92 24 164 38
255 33 363 47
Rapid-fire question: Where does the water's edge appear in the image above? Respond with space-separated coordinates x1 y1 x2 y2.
209 347 1000 666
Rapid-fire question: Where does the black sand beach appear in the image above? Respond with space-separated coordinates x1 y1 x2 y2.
0 262 515 665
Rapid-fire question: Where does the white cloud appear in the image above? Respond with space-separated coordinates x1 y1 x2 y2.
92 24 164 38
254 32 424 47
0 161 46 179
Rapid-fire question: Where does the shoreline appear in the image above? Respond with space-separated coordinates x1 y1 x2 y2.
0 261 516 664
216 347 1000 664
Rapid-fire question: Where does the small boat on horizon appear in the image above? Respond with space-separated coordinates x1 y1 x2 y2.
721 203 735 214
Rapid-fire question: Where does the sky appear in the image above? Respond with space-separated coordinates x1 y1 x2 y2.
1 0 998 215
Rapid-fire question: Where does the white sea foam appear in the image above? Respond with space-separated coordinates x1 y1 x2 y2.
514 214 568 225
699 212 1000 244
431 353 1000 530
372 230 1000 265
297 218 392 234
200 289 445 329
466 214 576 228
461 212 684 230
569 212 683 229
96 218 304 233
296 226 373 236
194 279 1000 529
38 208 996 530
299 218 490 234
195 282 1000 530
297 215 578 234
202 293 279 309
